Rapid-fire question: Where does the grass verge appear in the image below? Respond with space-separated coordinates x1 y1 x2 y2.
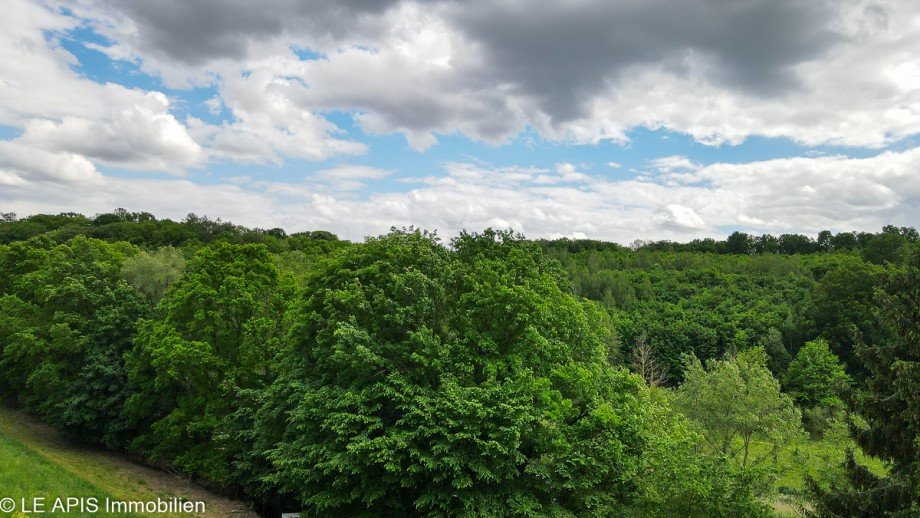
0 406 256 517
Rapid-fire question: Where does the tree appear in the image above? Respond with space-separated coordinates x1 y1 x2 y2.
779 234 820 255
808 247 920 516
0 236 147 447
817 230 833 251
120 246 186 306
830 232 858 250
251 229 654 515
783 339 850 410
630 334 668 387
758 327 791 376
124 242 293 483
806 257 885 375
861 232 906 265
726 231 753 254
627 390 772 517
675 347 803 471
861 246 920 480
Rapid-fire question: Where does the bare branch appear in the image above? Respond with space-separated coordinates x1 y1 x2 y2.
630 334 668 387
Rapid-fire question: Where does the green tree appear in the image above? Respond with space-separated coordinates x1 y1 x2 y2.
252 230 652 516
0 236 147 447
806 257 885 375
120 246 186 306
783 339 851 410
759 327 791 376
809 247 919 516
861 232 906 265
124 242 293 483
675 347 803 472
726 231 753 254
627 389 772 517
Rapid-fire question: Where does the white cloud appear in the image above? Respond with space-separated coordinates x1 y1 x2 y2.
0 0 208 179
658 205 707 230
0 141 101 184
17 92 203 172
193 67 366 163
312 165 392 181
0 0 367 184
1 0 918 243
60 0 920 151
3 149 918 241
649 156 699 174
307 165 393 191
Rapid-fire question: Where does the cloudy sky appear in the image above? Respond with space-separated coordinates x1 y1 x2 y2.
1 0 919 241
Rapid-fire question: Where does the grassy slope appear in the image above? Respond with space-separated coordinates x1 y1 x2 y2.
0 407 256 517
0 431 136 517
750 430 889 517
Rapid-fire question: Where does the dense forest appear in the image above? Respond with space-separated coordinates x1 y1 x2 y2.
0 209 917 517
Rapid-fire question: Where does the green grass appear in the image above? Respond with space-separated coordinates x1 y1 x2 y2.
0 430 138 517
773 435 887 492
743 424 889 517
740 423 888 494
0 407 255 517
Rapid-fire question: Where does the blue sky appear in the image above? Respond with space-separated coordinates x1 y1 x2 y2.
0 1 918 241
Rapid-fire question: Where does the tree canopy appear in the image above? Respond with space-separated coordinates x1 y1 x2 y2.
1 211 916 516
251 230 651 515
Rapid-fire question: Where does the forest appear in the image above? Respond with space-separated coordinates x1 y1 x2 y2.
0 209 917 517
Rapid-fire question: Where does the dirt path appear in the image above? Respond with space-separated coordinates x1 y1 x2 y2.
0 406 258 517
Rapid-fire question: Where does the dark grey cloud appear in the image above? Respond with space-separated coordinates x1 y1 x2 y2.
84 0 862 142
95 0 406 64
446 0 842 122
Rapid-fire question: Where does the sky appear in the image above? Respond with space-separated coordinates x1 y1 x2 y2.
1 0 919 242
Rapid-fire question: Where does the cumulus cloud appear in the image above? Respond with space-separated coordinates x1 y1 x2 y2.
2 0 919 241
16 92 203 172
69 0 405 85
0 141 101 184
306 165 393 191
1 0 366 182
650 156 699 174
658 205 707 231
3 149 918 241
446 0 839 121
0 0 208 179
188 68 366 164
60 0 920 150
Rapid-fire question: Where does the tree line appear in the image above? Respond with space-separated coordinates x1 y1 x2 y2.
0 210 916 516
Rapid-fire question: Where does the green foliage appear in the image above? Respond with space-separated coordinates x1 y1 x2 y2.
0 209 349 254
805 256 886 376
627 389 772 517
759 328 792 376
808 246 920 516
253 230 648 515
4 212 914 515
120 246 186 305
861 232 907 265
675 347 804 473
0 236 147 447
541 242 816 381
124 242 293 483
783 339 851 410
